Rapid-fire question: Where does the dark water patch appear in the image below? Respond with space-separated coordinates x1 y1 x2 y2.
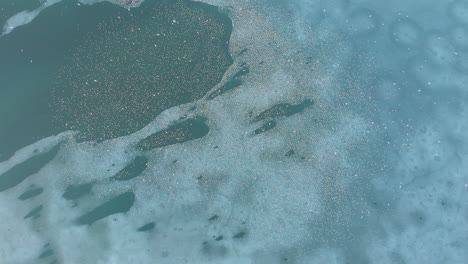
0 145 59 192
18 186 44 200
137 222 155 232
112 156 148 181
233 64 250 78
253 99 314 122
38 248 54 259
0 1 128 161
24 205 43 219
305 56 313 65
52 0 233 142
207 79 242 100
409 210 427 226
285 150 295 157
254 120 277 135
201 242 228 258
62 183 93 201
0 0 232 160
237 48 248 56
208 214 219 221
215 235 223 241
137 117 210 150
207 64 249 100
74 191 135 226
233 231 246 239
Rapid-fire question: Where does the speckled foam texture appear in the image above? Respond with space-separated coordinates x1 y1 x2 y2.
1 0 467 263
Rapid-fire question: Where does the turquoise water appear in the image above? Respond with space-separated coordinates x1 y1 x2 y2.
1 0 467 263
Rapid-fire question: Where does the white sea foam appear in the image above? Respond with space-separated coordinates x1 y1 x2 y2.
1 0 62 36
1 0 467 263
0 0 143 36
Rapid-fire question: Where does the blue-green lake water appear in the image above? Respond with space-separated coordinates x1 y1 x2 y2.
1 0 467 263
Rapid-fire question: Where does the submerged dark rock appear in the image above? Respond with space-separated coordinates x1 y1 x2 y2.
51 0 233 142
285 150 295 157
62 183 93 201
207 79 243 100
74 191 135 225
233 231 246 239
0 146 59 192
201 242 228 257
207 64 249 100
18 186 44 200
254 121 277 135
1 0 233 161
24 205 43 219
253 99 314 122
237 48 248 56
137 222 155 232
38 249 54 259
208 215 219 221
112 156 148 181
137 117 210 150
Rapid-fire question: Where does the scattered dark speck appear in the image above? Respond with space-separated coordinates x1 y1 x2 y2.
254 120 276 135
208 215 219 221
233 231 246 239
215 236 223 241
38 249 54 259
24 205 43 219
238 47 248 56
111 156 148 181
18 187 44 200
137 117 210 150
137 222 155 232
253 99 314 122
62 183 93 201
0 145 60 192
74 191 135 225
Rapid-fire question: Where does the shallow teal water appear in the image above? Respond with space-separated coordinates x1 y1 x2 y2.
1 0 467 263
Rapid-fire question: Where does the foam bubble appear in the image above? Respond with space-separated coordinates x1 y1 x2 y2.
346 8 380 36
375 80 401 102
425 32 458 66
390 17 423 48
